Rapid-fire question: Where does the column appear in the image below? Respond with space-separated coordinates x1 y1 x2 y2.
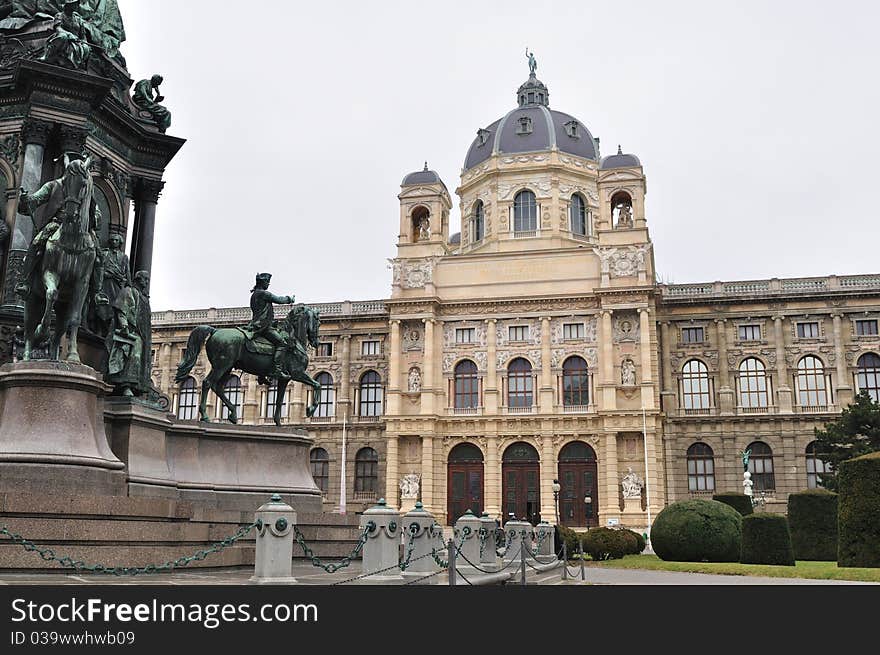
131 179 164 276
832 313 852 406
600 309 616 410
604 432 619 524
420 318 435 415
485 319 498 414
385 435 399 509
340 335 351 419
485 434 500 517
387 320 401 415
540 434 556 524
160 342 172 393
3 120 51 306
421 434 434 514
715 318 735 414
638 308 655 410
659 321 676 413
291 377 304 421
540 317 553 412
773 316 793 413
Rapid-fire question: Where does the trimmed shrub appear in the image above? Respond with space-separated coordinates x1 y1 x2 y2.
741 514 795 565
713 493 754 516
788 489 838 561
555 525 581 559
652 499 742 562
615 529 639 555
838 452 880 568
632 530 647 554
582 527 629 561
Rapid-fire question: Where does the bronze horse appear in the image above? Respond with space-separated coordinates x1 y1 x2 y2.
22 156 98 363
174 306 322 426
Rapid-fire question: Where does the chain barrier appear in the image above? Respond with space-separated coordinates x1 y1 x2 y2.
495 529 514 558
330 551 435 586
453 543 519 574
398 526 418 571
527 529 550 557
403 569 446 585
294 523 373 574
478 527 488 559
0 522 259 577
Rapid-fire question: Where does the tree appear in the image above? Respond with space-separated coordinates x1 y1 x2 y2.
814 391 880 491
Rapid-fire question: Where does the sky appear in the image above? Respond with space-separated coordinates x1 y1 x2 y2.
116 0 880 311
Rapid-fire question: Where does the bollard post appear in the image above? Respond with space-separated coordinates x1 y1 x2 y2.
579 539 586 581
562 540 568 580
448 537 457 586
520 536 527 586
479 512 501 572
503 520 530 564
535 520 555 558
250 494 298 584
401 502 439 585
453 510 483 575
359 499 404 584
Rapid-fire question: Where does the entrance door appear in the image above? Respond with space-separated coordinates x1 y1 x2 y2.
502 442 541 525
558 441 599 527
447 443 484 525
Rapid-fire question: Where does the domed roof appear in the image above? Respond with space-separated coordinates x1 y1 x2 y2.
402 162 443 186
448 232 461 246
600 146 641 170
464 73 598 171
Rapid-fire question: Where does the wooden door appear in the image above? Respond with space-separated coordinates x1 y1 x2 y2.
558 461 599 527
447 462 484 524
502 463 541 526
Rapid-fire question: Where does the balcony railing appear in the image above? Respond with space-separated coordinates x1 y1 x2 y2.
353 492 377 503
355 415 382 423
682 407 713 416
737 406 772 415
449 407 482 416
561 404 592 414
309 416 335 424
505 406 536 415
797 405 832 414
512 230 538 239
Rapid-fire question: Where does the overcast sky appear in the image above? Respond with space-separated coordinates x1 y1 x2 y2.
117 0 880 311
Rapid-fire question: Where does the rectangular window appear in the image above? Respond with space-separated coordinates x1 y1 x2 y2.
563 323 585 340
509 326 530 342
738 325 761 341
856 319 879 336
797 322 820 339
317 342 333 357
361 340 380 356
681 327 705 344
456 328 476 344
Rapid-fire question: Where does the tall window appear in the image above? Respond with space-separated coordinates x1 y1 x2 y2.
686 443 715 492
361 340 380 356
359 371 383 417
747 441 775 492
563 323 585 340
507 358 533 408
177 376 198 420
219 375 243 420
454 360 479 409
471 201 485 243
570 194 588 236
856 319 879 336
738 325 761 341
265 380 289 419
456 328 475 344
562 356 590 407
509 325 529 342
315 372 335 418
310 448 329 493
805 441 829 489
681 327 705 343
797 322 820 339
513 190 537 232
681 360 711 410
857 353 880 402
355 447 378 494
797 356 828 407
738 358 769 408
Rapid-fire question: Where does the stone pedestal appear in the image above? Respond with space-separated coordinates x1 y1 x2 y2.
0 361 125 494
621 497 647 527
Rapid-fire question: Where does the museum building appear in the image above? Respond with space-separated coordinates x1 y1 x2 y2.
150 69 880 528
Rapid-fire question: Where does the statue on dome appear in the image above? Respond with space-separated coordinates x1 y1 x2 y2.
525 47 537 75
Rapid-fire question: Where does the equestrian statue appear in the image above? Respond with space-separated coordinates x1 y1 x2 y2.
175 273 322 426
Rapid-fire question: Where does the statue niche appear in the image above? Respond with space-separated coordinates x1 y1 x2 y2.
611 191 634 229
411 205 430 243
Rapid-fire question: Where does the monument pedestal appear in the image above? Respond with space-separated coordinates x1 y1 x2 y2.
0 361 126 494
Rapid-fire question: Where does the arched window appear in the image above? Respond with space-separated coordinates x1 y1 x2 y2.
507 358 533 408
570 194 588 236
177 376 198 420
738 358 769 408
796 356 828 408
513 190 537 232
310 448 329 493
359 371 383 417
805 441 829 489
681 360 711 410
313 372 335 418
219 375 243 420
471 201 485 243
264 380 288 419
355 447 379 495
454 360 479 409
686 443 715 492
562 356 589 407
857 353 880 402
747 441 775 492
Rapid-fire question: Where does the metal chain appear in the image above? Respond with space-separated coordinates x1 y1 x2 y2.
478 527 488 558
0 522 259 577
330 550 435 586
294 523 373 574
398 528 418 571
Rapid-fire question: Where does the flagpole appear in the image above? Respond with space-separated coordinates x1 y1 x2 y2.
642 405 653 550
338 411 347 515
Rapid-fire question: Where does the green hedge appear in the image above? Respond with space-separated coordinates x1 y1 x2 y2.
838 452 880 568
651 499 742 562
582 527 629 561
556 525 581 558
741 514 795 565
713 493 754 516
623 529 646 554
788 489 838 561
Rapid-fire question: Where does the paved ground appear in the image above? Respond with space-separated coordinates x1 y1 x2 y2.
560 564 877 585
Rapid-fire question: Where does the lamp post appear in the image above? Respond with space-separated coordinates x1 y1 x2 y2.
552 479 561 526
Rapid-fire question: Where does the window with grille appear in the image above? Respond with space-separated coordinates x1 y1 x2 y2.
738 325 761 341
681 327 705 343
563 323 585 340
509 326 529 342
361 340 380 356
177 376 198 420
857 353 880 402
471 201 485 243
805 441 829 489
310 448 329 493
681 360 711 409
686 443 715 491
570 194 588 236
355 448 378 493
314 372 335 418
747 441 775 491
738 358 769 408
219 375 243 421
562 357 589 407
507 358 533 408
317 342 333 357
454 360 479 409
359 371 383 417
797 322 820 338
456 328 476 344
264 380 289 419
796 356 828 407
513 190 537 232
856 319 878 336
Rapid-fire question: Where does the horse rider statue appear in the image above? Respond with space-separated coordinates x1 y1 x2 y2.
244 272 295 379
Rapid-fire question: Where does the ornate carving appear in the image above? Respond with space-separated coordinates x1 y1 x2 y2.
0 35 41 70
496 350 510 369
100 158 130 196
0 133 20 166
402 322 424 351
408 367 421 393
442 353 456 373
390 257 439 290
59 125 88 155
473 351 488 371
137 178 165 204
621 467 644 499
21 120 52 147
613 313 640 343
596 245 650 278
399 473 420 499
621 358 637 386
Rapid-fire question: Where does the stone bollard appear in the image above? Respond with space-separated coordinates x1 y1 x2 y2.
359 498 403 584
503 520 532 563
401 502 439 584
454 509 483 574
479 512 501 572
535 521 555 559
250 494 297 584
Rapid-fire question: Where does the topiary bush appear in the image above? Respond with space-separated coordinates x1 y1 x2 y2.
615 529 640 556
788 489 838 561
740 514 795 565
713 493 754 516
838 452 880 568
555 525 581 559
651 499 742 562
582 527 629 561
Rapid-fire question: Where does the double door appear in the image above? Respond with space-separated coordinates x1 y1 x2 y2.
447 463 483 523
502 463 541 526
558 461 599 527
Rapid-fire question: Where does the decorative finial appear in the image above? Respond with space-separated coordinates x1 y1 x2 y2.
618 145 623 155
423 161 428 172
